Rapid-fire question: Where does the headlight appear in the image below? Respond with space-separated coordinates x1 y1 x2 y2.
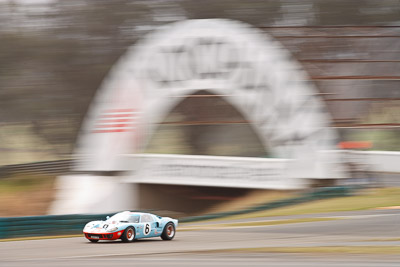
107 227 118 232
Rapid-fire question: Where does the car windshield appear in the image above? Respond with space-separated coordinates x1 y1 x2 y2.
106 212 140 223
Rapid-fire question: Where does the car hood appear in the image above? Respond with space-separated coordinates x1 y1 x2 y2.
83 220 122 233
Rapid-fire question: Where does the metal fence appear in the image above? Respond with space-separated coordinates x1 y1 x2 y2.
0 159 72 178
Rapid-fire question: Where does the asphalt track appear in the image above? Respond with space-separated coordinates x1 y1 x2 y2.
1 209 399 267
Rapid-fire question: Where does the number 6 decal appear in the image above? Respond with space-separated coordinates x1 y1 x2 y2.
144 223 151 235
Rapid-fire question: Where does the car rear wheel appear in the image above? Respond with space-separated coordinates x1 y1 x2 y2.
121 226 135 242
161 222 175 240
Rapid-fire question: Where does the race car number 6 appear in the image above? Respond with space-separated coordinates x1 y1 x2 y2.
144 223 151 235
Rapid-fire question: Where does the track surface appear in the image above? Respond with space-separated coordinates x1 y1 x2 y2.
1 209 399 267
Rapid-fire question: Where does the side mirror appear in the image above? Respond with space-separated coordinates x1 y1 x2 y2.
106 216 110 220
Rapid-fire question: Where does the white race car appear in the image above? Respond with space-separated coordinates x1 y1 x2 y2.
83 211 178 242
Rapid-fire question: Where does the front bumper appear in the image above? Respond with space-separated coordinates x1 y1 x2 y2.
84 230 125 241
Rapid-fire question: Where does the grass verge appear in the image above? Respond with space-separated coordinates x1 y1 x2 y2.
0 234 81 242
181 217 338 230
0 174 56 216
212 187 400 221
210 246 400 255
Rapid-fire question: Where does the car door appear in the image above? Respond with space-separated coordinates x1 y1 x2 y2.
140 214 156 238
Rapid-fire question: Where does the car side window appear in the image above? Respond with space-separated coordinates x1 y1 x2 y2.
140 214 154 223
128 215 140 223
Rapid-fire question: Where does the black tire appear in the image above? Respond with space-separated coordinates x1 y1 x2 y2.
161 222 175 240
89 239 99 243
121 226 135 242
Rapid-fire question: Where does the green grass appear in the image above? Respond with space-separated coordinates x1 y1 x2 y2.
209 187 400 221
0 174 54 193
218 217 338 228
0 234 81 242
217 246 400 255
0 174 56 216
181 217 339 231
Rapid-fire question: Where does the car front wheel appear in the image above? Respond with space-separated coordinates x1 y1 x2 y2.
121 227 135 242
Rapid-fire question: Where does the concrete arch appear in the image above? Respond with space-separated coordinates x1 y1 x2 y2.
74 19 339 179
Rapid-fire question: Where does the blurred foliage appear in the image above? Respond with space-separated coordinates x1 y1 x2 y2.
1 0 400 165
146 91 268 157
349 103 400 151
0 173 54 193
0 173 56 216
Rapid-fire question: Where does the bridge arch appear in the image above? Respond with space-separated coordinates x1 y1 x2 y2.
75 19 338 180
